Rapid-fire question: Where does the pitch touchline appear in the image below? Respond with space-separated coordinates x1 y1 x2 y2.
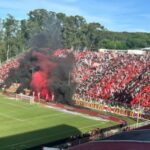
27 112 66 120
46 105 107 121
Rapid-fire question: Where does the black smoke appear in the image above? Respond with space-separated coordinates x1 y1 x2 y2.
2 14 76 104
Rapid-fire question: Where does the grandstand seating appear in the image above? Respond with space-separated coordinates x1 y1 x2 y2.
74 50 150 109
0 49 149 109
0 58 19 83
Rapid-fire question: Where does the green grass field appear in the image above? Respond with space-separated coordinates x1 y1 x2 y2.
0 94 116 150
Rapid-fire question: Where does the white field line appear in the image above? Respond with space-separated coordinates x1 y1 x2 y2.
26 112 66 120
46 105 107 121
0 111 66 124
63 110 107 121
25 113 107 129
1 122 105 149
1 96 107 121
0 100 108 148
21 111 106 132
0 101 31 110
0 112 65 123
0 99 107 123
0 112 24 122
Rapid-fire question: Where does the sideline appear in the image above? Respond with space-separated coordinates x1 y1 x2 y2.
46 104 108 121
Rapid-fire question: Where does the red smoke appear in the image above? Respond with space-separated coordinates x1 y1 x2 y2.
30 51 57 101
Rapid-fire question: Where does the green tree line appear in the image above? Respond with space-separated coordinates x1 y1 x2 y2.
0 9 150 62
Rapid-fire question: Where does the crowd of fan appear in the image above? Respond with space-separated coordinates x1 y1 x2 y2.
0 49 149 110
0 58 19 84
74 50 150 109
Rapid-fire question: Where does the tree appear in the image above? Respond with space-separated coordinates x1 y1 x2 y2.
3 14 19 60
1 9 150 63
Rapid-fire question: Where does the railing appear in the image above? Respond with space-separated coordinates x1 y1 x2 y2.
122 120 150 130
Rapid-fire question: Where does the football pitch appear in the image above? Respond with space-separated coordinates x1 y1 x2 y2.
0 94 116 149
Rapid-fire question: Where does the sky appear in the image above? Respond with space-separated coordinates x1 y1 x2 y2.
0 0 150 32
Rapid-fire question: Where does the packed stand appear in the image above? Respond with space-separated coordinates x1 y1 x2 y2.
0 58 19 84
74 50 150 110
0 49 149 110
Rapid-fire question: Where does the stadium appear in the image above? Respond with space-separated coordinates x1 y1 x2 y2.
0 47 149 150
0 1 150 149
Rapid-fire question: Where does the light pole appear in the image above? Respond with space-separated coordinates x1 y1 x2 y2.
136 98 141 127
136 92 144 127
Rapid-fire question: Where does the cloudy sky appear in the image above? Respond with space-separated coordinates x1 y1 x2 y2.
0 0 150 32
